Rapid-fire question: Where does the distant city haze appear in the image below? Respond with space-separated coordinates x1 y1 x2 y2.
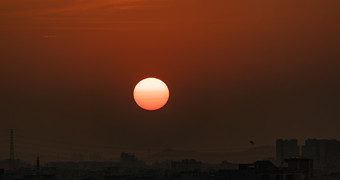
1 0 340 162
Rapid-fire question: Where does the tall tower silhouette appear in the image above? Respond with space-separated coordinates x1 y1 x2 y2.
36 155 40 171
10 129 14 161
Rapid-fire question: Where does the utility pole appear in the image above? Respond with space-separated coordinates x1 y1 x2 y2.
10 129 14 161
36 155 40 171
9 128 15 169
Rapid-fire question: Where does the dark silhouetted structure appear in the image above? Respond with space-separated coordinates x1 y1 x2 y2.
36 155 40 171
302 139 340 171
171 159 202 172
119 152 145 168
120 152 138 164
285 158 313 180
217 158 313 180
276 139 299 163
10 129 14 161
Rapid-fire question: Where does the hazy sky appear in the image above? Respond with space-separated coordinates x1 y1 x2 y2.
1 0 340 161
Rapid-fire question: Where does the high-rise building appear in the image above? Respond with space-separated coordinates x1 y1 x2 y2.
302 139 340 169
276 139 300 162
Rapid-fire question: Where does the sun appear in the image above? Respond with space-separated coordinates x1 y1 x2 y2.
133 77 169 110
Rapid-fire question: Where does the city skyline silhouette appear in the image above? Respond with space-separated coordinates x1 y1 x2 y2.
1 0 340 179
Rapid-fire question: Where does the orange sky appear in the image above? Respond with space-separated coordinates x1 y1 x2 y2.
1 0 340 162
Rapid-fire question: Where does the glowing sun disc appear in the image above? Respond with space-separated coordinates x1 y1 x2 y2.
133 77 169 110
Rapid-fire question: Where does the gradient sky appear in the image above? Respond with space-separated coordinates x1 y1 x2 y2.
1 0 340 161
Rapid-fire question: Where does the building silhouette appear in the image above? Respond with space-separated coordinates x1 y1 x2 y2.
119 152 145 168
171 159 202 172
276 139 299 163
120 152 138 164
302 139 340 170
274 138 340 172
217 158 313 180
